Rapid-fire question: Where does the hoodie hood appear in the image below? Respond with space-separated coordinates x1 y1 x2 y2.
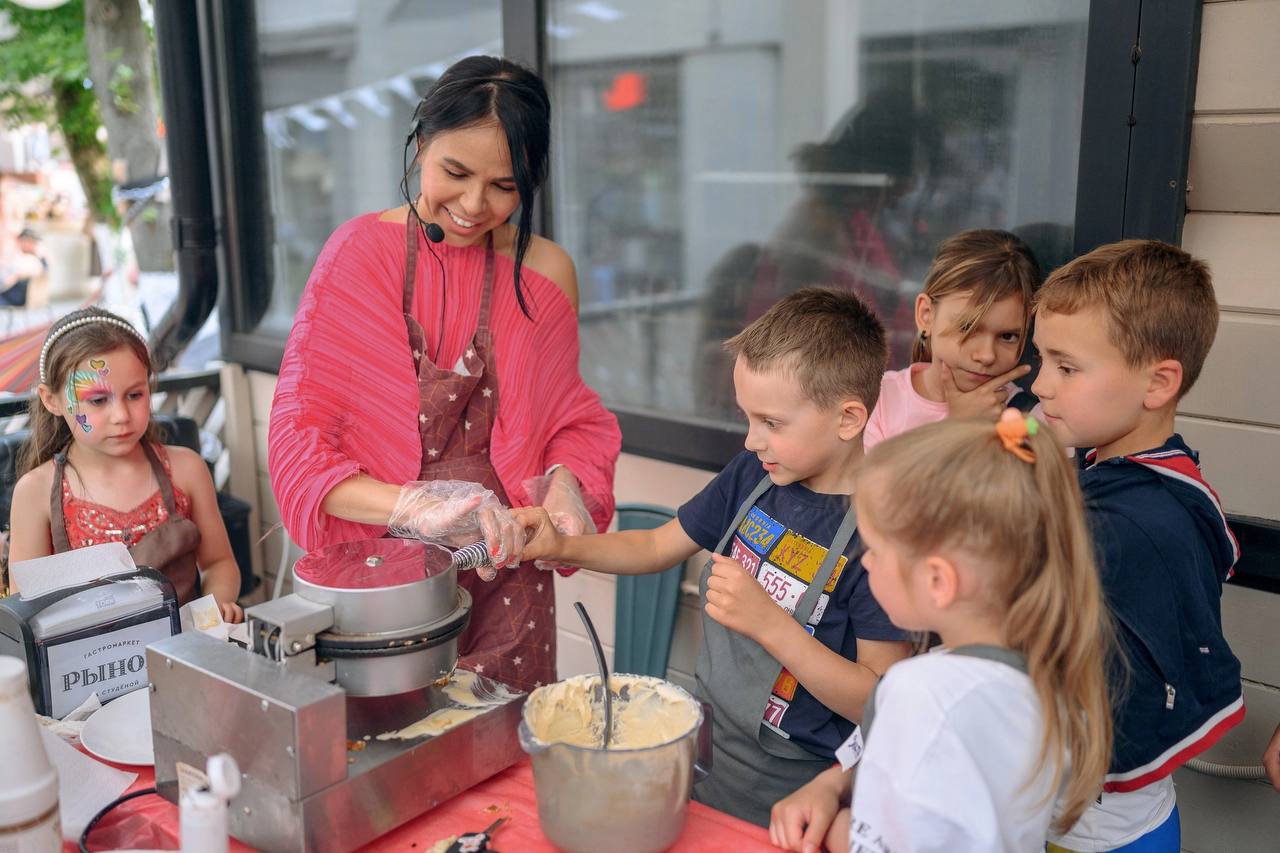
1084 434 1240 581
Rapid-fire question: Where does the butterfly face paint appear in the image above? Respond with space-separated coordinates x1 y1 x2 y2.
65 368 112 432
62 350 131 438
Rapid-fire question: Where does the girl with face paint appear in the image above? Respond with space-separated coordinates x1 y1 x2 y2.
7 308 244 622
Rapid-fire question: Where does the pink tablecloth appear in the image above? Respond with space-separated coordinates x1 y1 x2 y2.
71 757 775 852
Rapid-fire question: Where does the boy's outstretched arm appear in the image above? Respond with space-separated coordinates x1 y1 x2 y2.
514 508 702 577
704 553 909 721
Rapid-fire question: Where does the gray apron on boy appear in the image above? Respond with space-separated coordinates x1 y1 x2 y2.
692 474 858 826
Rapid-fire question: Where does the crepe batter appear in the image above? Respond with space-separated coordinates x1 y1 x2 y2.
376 669 519 741
523 674 699 750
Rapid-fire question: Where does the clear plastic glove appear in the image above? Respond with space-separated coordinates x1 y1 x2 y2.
523 472 596 572
388 480 524 579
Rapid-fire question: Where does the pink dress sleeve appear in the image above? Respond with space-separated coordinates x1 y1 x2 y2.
267 216 421 551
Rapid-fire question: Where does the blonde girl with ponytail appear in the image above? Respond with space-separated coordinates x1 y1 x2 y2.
769 410 1112 853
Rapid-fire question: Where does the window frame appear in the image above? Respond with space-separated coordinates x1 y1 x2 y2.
209 0 1204 469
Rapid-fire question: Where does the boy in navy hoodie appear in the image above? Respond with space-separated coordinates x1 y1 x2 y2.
1032 240 1242 852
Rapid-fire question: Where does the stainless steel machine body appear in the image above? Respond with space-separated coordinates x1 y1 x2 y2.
148 539 525 852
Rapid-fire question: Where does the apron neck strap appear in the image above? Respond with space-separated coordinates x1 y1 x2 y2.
711 474 774 555
861 644 1027 741
790 501 856 626
50 452 71 553
476 231 496 333
141 442 179 515
402 220 498 333
402 215 420 316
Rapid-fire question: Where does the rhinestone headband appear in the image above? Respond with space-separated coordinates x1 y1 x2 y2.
38 316 148 385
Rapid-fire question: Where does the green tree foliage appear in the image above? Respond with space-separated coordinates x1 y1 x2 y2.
0 0 118 226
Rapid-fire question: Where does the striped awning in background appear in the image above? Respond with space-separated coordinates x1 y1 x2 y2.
0 322 47 395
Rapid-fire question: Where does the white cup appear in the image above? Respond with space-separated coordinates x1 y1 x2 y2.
0 657 61 850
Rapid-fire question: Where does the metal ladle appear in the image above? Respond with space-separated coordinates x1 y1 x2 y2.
573 601 612 749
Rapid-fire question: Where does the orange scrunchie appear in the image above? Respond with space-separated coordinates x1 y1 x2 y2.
996 408 1038 463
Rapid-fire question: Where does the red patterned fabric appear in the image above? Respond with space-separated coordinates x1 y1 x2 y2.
60 443 192 549
403 229 554 691
268 213 620 552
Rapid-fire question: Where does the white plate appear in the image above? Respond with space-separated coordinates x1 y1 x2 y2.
81 687 154 766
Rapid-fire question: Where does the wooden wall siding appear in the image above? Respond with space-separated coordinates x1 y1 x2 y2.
1177 416 1280 520
1223 584 1280 687
1195 0 1280 114
1182 213 1280 313
1176 6 1280 847
1180 313 1280 426
1186 115 1280 213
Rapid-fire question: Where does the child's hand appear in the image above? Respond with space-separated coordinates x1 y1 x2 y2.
769 775 845 852
940 362 1030 420
512 506 564 564
219 600 244 624
704 552 785 644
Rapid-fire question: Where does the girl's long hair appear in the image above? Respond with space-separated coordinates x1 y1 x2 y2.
855 417 1112 832
913 229 1042 363
400 55 551 318
20 307 160 477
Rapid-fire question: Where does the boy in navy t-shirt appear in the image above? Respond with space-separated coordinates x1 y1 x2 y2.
517 287 910 826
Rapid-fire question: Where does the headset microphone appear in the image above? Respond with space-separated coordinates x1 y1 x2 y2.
424 222 445 243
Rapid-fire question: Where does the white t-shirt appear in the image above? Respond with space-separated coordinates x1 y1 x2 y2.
848 651 1062 853
1049 777 1175 851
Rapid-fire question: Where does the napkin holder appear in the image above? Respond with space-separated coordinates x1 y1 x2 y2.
0 569 179 717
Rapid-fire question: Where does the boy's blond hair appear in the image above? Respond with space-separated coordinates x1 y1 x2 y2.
1035 240 1217 397
724 286 886 411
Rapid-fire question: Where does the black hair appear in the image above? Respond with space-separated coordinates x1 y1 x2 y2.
400 55 551 319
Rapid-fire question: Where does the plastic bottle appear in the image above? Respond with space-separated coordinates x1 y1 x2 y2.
0 657 60 852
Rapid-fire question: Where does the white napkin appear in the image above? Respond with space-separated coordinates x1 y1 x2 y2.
179 594 230 641
11 542 136 599
38 726 137 840
37 690 103 744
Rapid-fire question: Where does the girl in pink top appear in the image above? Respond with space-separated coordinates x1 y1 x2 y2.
268 57 620 690
864 230 1042 450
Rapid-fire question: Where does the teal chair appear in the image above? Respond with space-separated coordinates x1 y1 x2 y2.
613 503 687 678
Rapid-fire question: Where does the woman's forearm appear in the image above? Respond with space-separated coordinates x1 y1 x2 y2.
320 474 403 526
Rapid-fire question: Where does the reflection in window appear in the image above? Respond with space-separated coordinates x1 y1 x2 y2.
549 1 1087 426
254 0 501 337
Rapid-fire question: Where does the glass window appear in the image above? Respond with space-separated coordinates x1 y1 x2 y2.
252 0 502 337
548 0 1088 427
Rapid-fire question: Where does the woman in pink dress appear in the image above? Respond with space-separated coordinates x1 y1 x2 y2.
268 56 621 692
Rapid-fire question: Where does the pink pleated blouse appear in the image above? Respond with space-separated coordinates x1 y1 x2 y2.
268 213 621 551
